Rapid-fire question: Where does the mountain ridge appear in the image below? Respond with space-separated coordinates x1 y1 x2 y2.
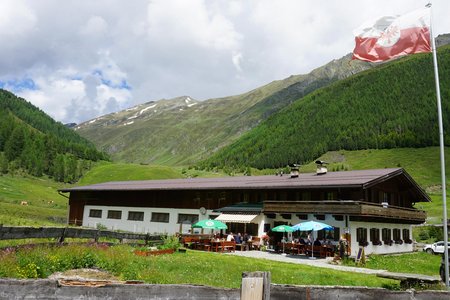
76 53 373 165
202 44 450 169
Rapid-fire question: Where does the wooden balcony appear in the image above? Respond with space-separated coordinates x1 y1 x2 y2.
263 200 426 224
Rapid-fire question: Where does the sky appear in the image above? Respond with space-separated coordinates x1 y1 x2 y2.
0 0 448 124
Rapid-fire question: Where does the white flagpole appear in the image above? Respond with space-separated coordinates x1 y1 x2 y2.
428 3 449 288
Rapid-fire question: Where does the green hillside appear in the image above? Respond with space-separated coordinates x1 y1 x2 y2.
0 163 224 226
1 147 448 226
0 90 108 182
76 56 372 166
202 46 450 170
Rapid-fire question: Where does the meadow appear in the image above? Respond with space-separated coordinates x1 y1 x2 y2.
0 243 399 289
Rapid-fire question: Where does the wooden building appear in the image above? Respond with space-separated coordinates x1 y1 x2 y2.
59 167 429 256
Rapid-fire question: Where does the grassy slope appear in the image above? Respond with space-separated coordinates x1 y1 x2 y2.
0 163 225 225
203 46 450 169
300 147 450 224
77 57 371 166
1 147 448 226
0 175 69 226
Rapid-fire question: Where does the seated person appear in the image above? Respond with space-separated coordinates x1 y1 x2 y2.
226 232 235 242
313 238 322 246
299 238 306 244
234 233 242 244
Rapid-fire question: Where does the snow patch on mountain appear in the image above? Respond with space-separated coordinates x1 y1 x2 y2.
140 104 157 115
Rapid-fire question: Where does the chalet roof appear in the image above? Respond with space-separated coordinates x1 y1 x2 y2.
59 168 430 202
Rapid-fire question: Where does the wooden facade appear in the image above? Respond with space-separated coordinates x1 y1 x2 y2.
64 168 429 226
60 168 432 256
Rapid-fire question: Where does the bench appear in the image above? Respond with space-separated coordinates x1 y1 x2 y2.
376 272 442 288
220 241 236 252
181 237 199 248
304 245 333 258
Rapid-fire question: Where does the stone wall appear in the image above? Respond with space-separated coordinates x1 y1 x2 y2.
0 279 449 300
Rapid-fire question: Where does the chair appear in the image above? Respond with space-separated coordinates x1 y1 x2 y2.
251 237 261 250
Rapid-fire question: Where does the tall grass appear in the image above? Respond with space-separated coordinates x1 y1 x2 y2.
0 244 398 289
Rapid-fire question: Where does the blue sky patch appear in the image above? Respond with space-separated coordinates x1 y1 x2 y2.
0 78 38 92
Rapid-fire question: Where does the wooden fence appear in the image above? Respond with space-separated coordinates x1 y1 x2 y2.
0 225 163 244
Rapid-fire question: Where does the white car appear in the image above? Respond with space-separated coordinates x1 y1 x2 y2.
423 241 450 254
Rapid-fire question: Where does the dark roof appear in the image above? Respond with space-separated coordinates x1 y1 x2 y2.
59 168 429 201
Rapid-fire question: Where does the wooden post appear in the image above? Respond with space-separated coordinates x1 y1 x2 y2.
241 271 270 300
58 227 67 244
94 229 100 243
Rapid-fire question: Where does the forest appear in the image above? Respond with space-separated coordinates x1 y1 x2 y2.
201 46 450 170
0 90 108 182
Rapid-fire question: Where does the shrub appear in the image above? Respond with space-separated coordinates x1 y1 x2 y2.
159 235 181 250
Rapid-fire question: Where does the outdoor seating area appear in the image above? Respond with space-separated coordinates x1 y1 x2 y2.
180 234 265 252
178 219 340 259
276 242 336 257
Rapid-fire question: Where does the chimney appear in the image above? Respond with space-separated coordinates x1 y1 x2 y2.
315 160 328 175
289 164 300 178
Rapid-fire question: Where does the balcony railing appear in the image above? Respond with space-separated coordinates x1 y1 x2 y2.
263 200 426 223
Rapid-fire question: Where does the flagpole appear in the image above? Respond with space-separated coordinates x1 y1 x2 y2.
429 3 449 288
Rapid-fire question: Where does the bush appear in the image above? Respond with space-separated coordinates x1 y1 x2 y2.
159 235 181 250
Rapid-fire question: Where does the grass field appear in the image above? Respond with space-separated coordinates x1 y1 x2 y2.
344 251 442 276
0 243 400 289
0 175 68 226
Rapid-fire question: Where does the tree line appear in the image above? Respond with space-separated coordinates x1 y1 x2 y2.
0 90 108 182
201 46 450 170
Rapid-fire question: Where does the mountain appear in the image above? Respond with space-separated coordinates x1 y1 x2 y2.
0 89 108 182
75 55 373 165
201 45 450 169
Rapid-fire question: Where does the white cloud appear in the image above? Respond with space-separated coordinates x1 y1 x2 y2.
0 0 36 37
79 16 108 37
232 52 243 72
0 0 448 124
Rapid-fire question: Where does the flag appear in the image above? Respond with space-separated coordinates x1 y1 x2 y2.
352 7 431 62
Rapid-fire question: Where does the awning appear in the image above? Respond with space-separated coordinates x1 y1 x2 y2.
215 213 258 224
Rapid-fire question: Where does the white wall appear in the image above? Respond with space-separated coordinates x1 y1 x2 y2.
82 205 214 234
349 221 413 256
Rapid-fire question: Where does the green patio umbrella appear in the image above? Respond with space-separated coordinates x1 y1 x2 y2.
271 225 294 253
192 219 228 230
271 225 294 233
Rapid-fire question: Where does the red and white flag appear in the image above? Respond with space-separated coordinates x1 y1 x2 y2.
352 7 431 62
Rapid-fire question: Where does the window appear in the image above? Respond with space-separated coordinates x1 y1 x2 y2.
333 227 340 241
370 228 380 242
333 215 344 221
392 228 404 244
177 213 198 224
314 214 325 220
296 214 308 220
326 192 335 200
128 211 144 221
151 212 169 223
318 228 340 241
281 214 291 220
402 229 412 243
89 209 102 218
356 227 368 245
107 210 122 220
382 228 392 243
